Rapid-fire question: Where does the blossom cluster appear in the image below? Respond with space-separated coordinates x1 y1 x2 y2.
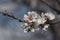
23 11 55 33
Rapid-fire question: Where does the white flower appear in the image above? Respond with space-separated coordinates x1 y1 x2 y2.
24 11 39 23
36 17 47 24
24 29 27 33
28 11 38 19
41 17 47 24
28 11 38 22
24 26 30 32
24 14 28 21
24 23 28 26
41 12 45 17
31 29 35 32
23 11 55 32
36 18 42 24
32 19 36 22
44 24 49 28
42 24 49 31
36 13 47 24
42 28 47 31
45 13 55 20
28 20 32 22
41 13 47 24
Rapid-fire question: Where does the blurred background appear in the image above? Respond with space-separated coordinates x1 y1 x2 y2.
0 0 60 40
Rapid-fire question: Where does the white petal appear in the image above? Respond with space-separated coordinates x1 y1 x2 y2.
42 24 49 31
36 18 42 24
24 29 27 33
32 19 36 22
41 12 45 17
24 14 28 18
28 11 31 15
24 30 27 33
28 20 33 22
45 13 55 20
41 18 47 24
28 11 38 19
42 28 47 31
31 29 35 32
24 23 28 26
44 24 49 28
32 11 38 18
24 14 28 20
31 11 37 14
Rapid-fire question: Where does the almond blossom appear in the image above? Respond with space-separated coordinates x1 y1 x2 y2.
42 24 50 31
45 13 55 20
23 11 55 32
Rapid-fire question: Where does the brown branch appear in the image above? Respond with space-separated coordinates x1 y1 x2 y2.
0 11 24 22
0 10 60 25
52 20 60 25
40 0 60 14
56 0 60 5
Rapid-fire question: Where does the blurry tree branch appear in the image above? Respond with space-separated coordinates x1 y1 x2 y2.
56 0 60 5
40 0 60 14
0 10 24 22
0 10 60 25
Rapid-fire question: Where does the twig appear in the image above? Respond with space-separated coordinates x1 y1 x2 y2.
0 11 24 22
0 10 60 25
52 20 60 25
40 0 60 14
56 0 60 5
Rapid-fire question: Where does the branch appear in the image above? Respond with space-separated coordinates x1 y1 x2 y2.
0 11 24 22
40 0 60 14
0 10 60 25
52 20 60 25
56 0 60 5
